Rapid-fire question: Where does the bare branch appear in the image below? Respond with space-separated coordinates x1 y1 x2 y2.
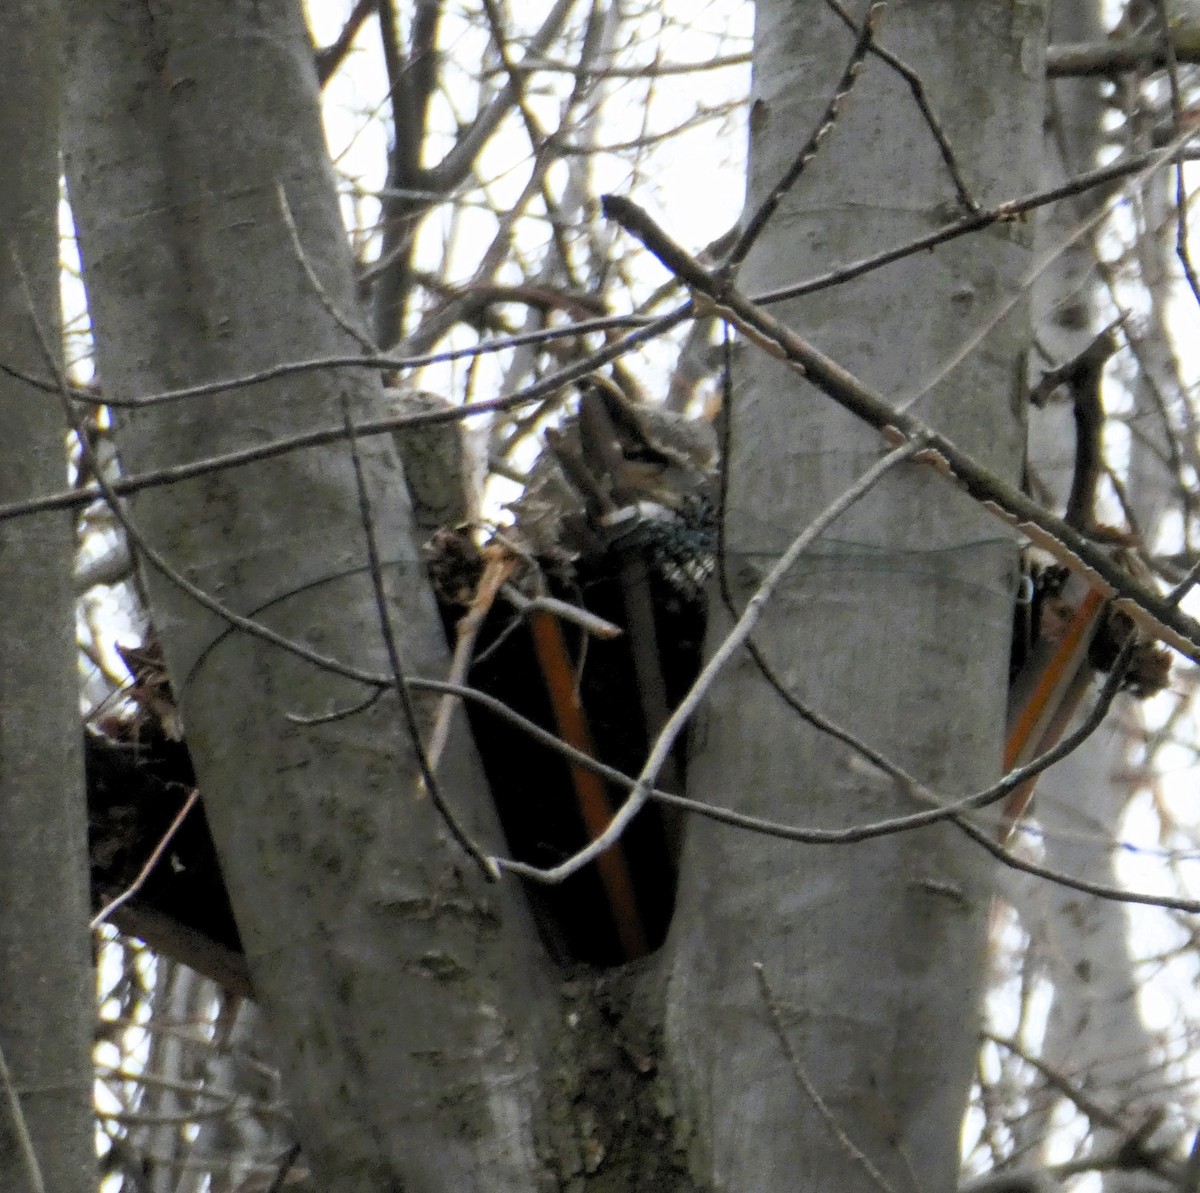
755 963 898 1193
1047 35 1200 77
824 0 979 212
337 395 498 876
91 789 201 931
725 2 883 270
603 190 1200 665
0 309 687 524
0 1038 46 1193
497 439 919 884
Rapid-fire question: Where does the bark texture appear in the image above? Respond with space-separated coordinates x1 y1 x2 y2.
664 4 1046 1189
62 3 554 1188
0 3 94 1190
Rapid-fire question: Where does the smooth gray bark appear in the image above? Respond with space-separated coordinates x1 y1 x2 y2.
62 3 555 1188
664 4 1045 1189
0 4 94 1191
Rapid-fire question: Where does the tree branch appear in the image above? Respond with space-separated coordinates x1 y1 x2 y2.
602 192 1200 666
1047 34 1200 78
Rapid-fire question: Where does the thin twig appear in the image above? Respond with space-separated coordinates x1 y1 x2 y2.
0 308 689 525
270 187 504 872
825 0 978 212
338 394 496 875
370 0 430 348
602 189 1200 665
264 1142 304 1193
91 789 201 930
4 313 656 409
0 1037 45 1193
277 183 376 351
647 795 1200 912
501 585 623 639
754 144 1200 308
422 551 516 785
511 50 752 78
315 0 374 85
286 686 384 725
725 3 883 270
479 0 548 159
497 440 919 884
421 670 1200 910
754 962 897 1193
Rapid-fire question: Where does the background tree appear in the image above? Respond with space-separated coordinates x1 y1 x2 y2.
971 4 1200 1190
2 0 1195 1190
989 3 1178 1188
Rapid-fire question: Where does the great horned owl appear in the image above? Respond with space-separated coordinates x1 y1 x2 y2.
506 379 717 564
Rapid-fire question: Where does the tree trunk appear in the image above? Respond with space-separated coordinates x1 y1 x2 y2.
0 4 94 1191
664 3 1045 1188
62 3 556 1188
